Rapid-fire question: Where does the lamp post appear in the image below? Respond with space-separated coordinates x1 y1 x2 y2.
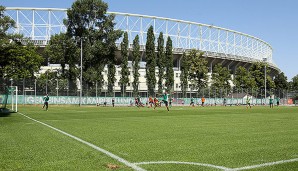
263 58 267 103
80 38 83 106
56 79 59 104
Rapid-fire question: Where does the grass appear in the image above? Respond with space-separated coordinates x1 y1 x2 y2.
0 105 297 170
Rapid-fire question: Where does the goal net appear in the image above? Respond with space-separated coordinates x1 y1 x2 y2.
0 86 18 113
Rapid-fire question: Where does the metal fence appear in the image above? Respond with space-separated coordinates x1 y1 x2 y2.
0 78 296 106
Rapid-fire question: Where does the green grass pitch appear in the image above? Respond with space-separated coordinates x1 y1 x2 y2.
0 105 297 170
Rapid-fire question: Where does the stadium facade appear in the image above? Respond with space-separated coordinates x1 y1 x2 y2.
4 7 279 96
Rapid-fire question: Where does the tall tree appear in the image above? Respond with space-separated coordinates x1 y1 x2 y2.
107 61 116 97
291 74 298 91
211 63 232 96
165 36 174 93
120 32 129 96
65 0 122 95
44 33 79 91
273 72 288 98
156 32 165 95
250 62 275 96
145 26 156 96
132 35 141 97
180 52 189 98
187 49 208 92
2 43 43 79
274 72 288 90
234 66 256 90
0 6 15 38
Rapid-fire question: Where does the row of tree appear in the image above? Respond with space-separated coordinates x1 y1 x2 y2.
1 1 298 99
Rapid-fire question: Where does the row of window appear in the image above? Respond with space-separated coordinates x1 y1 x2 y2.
103 82 194 89
103 71 181 78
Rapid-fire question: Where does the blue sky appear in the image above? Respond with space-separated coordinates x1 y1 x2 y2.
2 0 298 80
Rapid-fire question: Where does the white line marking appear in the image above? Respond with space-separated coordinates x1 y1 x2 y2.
18 112 146 171
229 158 298 171
134 161 231 170
17 113 298 171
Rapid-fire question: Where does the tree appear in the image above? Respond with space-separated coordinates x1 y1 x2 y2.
107 61 116 97
120 32 129 97
291 74 298 91
180 52 189 98
145 26 156 96
44 33 79 91
2 43 43 79
272 72 288 98
211 63 231 96
234 66 256 90
0 5 43 93
65 0 122 95
250 62 275 96
165 36 174 93
0 6 15 38
132 35 140 97
156 32 165 95
187 49 208 92
288 74 298 101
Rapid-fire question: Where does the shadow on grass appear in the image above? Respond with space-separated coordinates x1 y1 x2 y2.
0 108 14 117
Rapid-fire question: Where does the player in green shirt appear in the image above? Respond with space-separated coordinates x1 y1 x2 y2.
190 97 194 107
269 95 274 108
42 94 49 111
162 92 170 111
276 97 280 107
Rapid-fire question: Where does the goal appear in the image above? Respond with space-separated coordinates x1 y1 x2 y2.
0 86 18 113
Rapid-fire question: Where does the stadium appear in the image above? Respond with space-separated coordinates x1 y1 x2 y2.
1 5 298 171
4 7 280 98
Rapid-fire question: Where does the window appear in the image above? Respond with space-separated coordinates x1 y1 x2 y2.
118 71 121 75
176 73 179 77
176 84 178 88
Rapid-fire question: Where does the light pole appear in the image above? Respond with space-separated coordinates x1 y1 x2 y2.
34 79 36 105
80 38 83 106
56 79 59 104
263 58 267 103
79 38 83 106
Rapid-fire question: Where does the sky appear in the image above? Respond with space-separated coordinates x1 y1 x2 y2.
1 0 298 80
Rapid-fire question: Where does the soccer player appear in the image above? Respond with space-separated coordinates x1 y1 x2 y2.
201 96 205 107
112 98 115 107
190 97 195 107
162 92 170 111
269 95 274 108
246 95 251 109
276 96 280 107
169 97 173 107
153 97 159 109
223 97 227 106
42 94 49 111
148 96 154 108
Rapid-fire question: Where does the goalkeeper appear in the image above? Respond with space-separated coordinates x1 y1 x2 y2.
42 94 49 111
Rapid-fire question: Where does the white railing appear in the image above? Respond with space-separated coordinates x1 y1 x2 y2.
4 7 276 68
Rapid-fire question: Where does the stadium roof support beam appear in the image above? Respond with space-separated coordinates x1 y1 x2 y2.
4 7 279 72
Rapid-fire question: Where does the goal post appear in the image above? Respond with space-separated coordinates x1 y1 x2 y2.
0 86 18 113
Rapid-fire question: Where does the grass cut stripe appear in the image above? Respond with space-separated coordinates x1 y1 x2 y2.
18 112 146 171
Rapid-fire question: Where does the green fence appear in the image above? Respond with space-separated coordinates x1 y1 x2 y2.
2 95 288 106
